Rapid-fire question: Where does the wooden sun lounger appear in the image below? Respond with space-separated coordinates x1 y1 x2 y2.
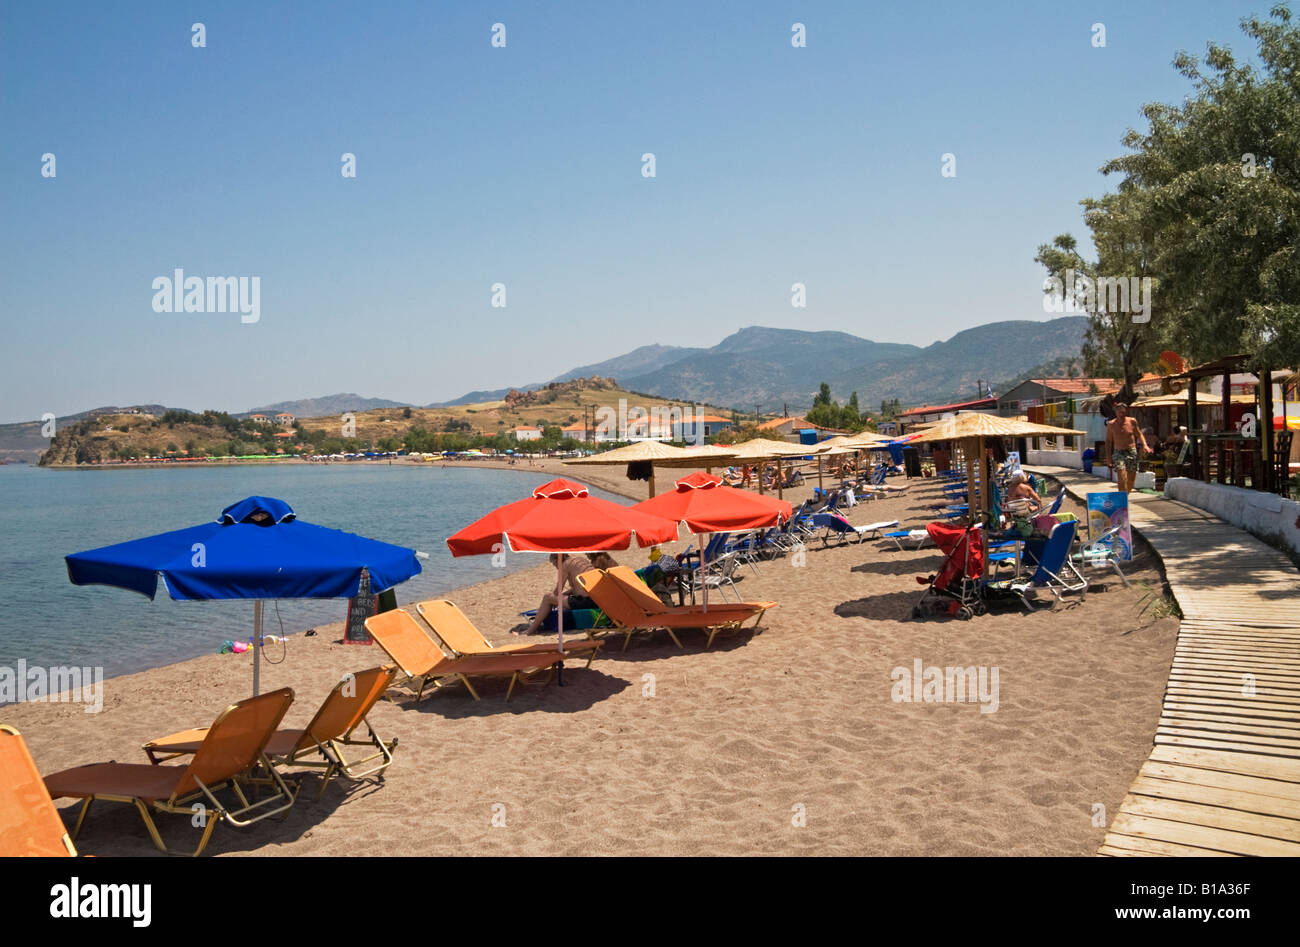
365 610 556 701
42 688 297 856
142 666 399 799
415 599 603 668
577 569 768 650
0 725 78 856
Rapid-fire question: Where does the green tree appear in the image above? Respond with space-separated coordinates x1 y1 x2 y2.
1095 5 1300 369
1035 196 1160 403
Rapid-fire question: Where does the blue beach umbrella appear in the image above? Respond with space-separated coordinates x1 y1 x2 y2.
65 497 423 695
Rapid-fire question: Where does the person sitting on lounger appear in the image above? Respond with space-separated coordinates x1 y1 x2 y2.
1003 473 1042 512
515 552 601 635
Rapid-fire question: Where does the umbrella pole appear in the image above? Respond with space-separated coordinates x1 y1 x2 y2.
701 533 709 613
777 458 784 499
555 553 566 686
818 456 824 495
758 462 765 495
253 599 263 697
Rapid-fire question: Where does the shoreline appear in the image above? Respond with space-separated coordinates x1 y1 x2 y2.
5 457 651 693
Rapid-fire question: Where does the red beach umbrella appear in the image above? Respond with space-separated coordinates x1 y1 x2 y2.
446 479 679 668
633 472 791 611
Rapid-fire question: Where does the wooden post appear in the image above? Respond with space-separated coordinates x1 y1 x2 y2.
1188 382 1199 479
757 460 765 495
777 457 785 499
648 466 656 498
1260 367 1275 493
964 437 978 520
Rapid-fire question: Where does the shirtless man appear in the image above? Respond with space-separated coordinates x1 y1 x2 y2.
1106 403 1151 493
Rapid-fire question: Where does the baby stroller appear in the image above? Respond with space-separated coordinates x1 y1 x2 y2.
911 521 987 620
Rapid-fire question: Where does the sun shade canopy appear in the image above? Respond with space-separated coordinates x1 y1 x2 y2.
65 497 422 601
632 472 793 533
905 414 1085 443
446 478 680 555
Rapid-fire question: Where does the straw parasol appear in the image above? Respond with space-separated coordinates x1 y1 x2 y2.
563 441 698 497
723 438 829 497
908 413 1084 525
652 444 740 469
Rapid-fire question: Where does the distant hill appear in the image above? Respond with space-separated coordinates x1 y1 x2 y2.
621 327 922 410
824 318 1091 411
431 344 700 407
0 405 178 464
435 318 1092 414
549 343 699 385
243 393 410 419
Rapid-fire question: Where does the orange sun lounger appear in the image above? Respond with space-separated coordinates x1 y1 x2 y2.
0 725 77 856
577 569 769 650
42 688 296 856
365 610 557 701
142 666 399 799
415 599 603 668
604 565 775 625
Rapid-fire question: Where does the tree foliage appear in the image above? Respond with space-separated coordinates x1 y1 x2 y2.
1049 5 1300 373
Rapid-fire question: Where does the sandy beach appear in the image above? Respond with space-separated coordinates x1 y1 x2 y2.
4 460 1178 856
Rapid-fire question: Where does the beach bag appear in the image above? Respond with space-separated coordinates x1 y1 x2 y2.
540 607 607 632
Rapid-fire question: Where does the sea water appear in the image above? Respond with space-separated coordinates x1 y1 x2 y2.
0 463 626 685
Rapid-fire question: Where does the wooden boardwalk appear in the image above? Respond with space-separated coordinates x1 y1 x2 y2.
1027 467 1300 856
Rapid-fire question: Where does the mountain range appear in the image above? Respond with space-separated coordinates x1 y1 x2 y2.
2 317 1091 462
434 317 1090 413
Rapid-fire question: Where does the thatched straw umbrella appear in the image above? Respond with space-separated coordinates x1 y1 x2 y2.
563 441 697 498
907 413 1084 522
724 438 829 498
652 444 740 472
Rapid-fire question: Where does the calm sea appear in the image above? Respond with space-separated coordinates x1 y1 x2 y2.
0 463 627 686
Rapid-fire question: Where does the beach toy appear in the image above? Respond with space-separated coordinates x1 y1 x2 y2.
232 640 251 653
217 640 234 654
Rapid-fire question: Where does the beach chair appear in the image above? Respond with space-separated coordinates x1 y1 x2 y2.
811 512 869 545
884 528 931 551
576 569 765 650
142 666 400 799
689 550 743 602
980 520 1087 611
42 688 296 856
415 599 603 668
0 725 78 856
1070 524 1130 587
605 565 775 626
365 610 555 701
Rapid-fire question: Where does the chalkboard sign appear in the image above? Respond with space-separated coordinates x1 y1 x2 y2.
344 570 376 645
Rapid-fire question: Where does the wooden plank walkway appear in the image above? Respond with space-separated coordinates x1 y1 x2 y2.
1027 467 1300 856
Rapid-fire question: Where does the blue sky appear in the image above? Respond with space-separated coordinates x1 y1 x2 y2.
0 0 1276 421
